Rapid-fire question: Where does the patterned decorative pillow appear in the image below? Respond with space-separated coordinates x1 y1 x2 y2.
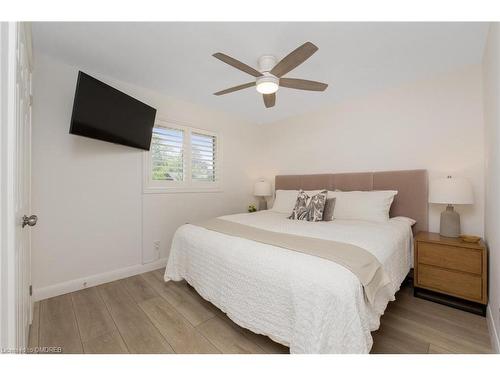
288 190 309 220
288 190 328 222
322 197 336 221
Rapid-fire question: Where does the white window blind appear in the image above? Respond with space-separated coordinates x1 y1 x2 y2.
145 121 221 193
151 127 184 181
191 132 217 182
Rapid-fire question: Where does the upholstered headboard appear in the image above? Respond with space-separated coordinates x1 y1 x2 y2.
275 169 428 234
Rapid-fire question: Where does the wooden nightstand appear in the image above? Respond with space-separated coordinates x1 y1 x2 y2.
414 231 488 316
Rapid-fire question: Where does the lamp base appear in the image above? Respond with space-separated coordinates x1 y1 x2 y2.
440 205 460 238
258 197 267 211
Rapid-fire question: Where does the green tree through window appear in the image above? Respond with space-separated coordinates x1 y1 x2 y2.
151 127 184 181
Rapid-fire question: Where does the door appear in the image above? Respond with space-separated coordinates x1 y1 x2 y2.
0 22 34 352
14 22 34 349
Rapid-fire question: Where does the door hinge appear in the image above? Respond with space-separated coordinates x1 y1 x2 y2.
29 285 32 296
29 95 33 106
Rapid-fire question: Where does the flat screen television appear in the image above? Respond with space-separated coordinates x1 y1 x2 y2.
70 71 157 150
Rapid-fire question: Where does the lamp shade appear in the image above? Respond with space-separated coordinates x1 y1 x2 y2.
429 176 474 205
254 180 272 197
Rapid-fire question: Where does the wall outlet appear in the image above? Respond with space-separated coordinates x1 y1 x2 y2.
153 240 160 253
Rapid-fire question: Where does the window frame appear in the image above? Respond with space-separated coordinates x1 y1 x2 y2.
143 119 222 194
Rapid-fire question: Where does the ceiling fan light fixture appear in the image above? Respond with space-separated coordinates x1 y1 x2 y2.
256 76 279 94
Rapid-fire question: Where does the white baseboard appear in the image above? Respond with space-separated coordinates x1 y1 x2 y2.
487 305 500 354
33 258 168 301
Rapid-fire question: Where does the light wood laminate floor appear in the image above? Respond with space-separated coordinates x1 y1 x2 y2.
28 269 493 354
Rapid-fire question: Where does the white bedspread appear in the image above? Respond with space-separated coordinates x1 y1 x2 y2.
165 211 413 354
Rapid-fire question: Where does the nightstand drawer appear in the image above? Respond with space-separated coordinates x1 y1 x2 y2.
418 242 482 274
417 264 482 301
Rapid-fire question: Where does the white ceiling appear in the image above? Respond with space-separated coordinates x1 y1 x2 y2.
32 22 489 124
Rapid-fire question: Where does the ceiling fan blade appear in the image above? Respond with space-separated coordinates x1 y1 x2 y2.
214 82 256 96
279 78 328 91
213 52 263 78
270 42 318 78
263 93 276 108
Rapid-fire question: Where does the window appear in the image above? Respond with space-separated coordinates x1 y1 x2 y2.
191 132 217 183
151 127 184 182
144 120 221 193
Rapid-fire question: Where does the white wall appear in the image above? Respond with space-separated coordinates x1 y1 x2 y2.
482 23 500 353
260 65 485 236
31 54 261 298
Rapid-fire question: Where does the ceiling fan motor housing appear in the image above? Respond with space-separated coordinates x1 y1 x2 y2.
258 55 278 73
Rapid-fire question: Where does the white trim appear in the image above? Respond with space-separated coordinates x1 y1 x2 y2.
487 305 500 354
32 258 168 301
143 118 222 194
0 22 18 351
143 186 223 194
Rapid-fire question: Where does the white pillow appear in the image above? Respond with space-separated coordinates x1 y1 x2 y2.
391 216 417 226
330 190 398 223
271 190 299 213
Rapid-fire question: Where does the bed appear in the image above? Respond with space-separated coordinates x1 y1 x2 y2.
165 170 428 353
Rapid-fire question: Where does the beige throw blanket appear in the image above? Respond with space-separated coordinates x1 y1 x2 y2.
194 218 391 305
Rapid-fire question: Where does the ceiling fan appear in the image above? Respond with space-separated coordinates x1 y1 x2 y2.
212 42 328 109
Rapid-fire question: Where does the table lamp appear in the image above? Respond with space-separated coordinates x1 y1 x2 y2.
254 179 272 210
429 176 474 237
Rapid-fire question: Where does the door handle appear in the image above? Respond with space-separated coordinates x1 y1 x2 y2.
22 215 38 228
